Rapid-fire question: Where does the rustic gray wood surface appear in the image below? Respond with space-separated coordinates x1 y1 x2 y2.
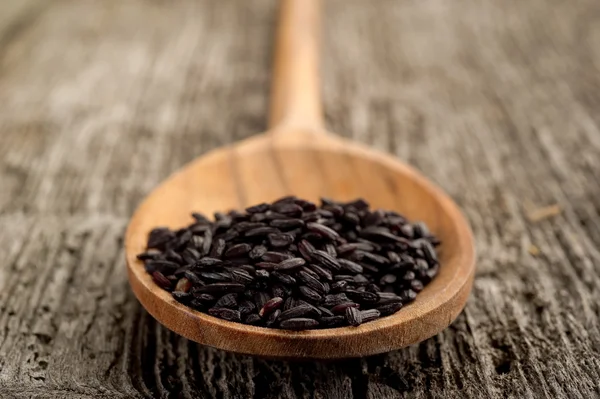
1 0 599 397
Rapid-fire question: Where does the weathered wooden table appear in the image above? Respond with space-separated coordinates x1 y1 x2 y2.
1 0 599 398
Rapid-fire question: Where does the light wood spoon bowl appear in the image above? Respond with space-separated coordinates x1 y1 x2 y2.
125 0 475 359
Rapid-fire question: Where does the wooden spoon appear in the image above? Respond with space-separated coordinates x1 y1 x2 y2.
125 0 475 359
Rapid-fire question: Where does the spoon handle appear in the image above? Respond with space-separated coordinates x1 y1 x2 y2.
268 0 323 131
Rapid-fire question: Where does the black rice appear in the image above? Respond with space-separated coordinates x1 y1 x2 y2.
139 197 440 330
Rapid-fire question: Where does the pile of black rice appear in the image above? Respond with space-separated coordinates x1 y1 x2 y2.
138 196 440 330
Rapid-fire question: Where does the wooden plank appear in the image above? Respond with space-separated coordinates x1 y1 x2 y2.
0 0 599 397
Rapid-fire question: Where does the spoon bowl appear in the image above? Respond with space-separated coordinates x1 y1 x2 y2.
125 130 475 359
125 0 475 359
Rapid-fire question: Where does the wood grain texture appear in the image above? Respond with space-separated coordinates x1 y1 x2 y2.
0 0 599 397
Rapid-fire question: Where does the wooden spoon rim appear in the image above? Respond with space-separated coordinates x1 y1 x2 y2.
125 133 475 358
